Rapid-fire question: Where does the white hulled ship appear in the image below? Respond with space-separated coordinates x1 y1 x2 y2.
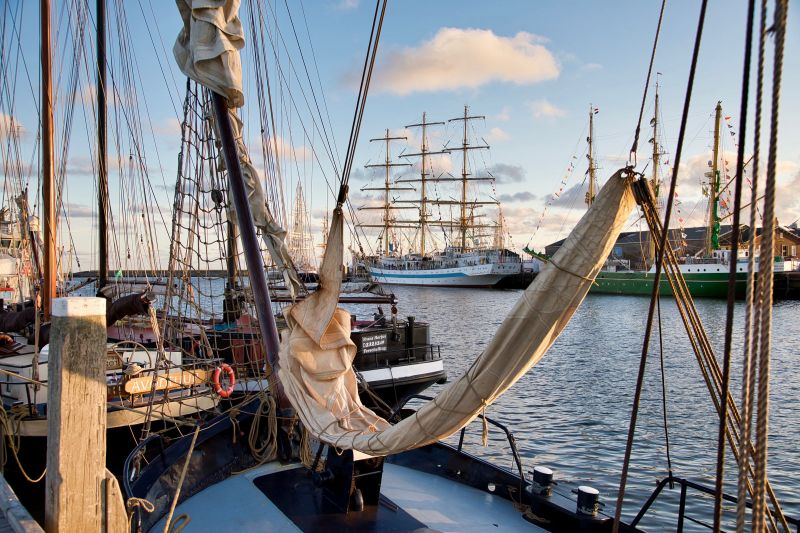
357 107 521 288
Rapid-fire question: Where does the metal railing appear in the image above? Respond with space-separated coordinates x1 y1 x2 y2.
390 394 525 485
631 475 799 532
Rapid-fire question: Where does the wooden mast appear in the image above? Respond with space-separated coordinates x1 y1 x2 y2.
97 0 109 289
705 101 723 256
41 0 56 320
400 113 445 256
586 104 597 209
447 106 488 251
359 131 411 255
648 85 661 266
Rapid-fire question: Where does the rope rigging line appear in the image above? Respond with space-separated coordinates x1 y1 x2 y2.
751 1 788 530
628 0 667 168
713 0 756 528
612 2 709 531
339 0 388 201
626 171 789 532
737 0 768 528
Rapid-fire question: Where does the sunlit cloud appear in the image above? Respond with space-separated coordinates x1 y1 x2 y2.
495 106 511 122
0 113 26 141
527 99 566 119
486 127 511 143
370 28 559 95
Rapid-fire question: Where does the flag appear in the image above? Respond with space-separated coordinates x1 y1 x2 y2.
594 107 599 114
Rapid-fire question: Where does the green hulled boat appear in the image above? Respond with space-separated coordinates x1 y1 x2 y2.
593 269 745 299
592 255 800 299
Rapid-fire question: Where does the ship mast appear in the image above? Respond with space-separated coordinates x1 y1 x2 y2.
97 0 109 290
647 84 661 266
358 130 413 255
447 106 490 250
396 112 446 256
705 101 723 257
586 104 597 209
41 0 56 320
288 181 315 271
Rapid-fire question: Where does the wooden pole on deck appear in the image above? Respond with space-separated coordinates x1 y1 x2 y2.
44 297 125 532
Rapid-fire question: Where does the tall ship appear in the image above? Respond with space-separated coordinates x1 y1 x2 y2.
585 94 800 298
357 108 521 287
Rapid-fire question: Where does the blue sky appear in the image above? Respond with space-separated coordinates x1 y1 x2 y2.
1 0 798 271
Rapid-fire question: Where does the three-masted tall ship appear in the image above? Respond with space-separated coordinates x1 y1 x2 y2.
358 107 521 288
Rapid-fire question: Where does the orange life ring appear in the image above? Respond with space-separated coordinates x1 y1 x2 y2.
212 363 236 398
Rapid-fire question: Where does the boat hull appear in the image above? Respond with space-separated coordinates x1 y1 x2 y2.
368 263 517 288
591 271 743 298
592 270 800 299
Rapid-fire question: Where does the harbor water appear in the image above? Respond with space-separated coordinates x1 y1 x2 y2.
82 277 797 530
383 287 799 531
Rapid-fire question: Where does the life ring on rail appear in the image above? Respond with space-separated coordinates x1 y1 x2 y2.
212 363 236 398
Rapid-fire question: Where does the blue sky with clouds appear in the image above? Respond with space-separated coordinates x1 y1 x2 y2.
2 0 798 270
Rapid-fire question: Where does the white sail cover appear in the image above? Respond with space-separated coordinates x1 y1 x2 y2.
174 0 244 107
278 171 636 455
175 0 303 297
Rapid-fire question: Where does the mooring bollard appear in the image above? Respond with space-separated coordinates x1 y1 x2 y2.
44 297 108 532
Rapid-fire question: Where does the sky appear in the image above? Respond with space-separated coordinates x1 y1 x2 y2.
1 0 798 272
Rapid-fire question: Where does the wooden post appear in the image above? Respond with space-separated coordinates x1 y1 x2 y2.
45 297 114 532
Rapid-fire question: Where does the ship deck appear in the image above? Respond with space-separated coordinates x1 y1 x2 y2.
150 461 542 532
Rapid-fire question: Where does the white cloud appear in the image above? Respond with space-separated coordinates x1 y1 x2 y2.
0 113 25 140
582 62 603 71
336 0 359 9
372 28 559 95
153 117 182 138
495 106 511 122
527 99 565 119
486 127 510 143
248 136 312 162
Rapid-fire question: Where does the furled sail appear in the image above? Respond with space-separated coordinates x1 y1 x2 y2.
174 0 303 297
278 170 636 455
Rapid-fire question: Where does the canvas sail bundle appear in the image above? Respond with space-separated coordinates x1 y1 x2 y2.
279 172 636 455
174 0 303 297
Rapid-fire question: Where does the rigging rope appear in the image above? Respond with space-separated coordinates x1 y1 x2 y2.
751 2 788 531
339 0 388 202
628 0 667 167
737 0 768 528
612 2 708 531
713 0 756 528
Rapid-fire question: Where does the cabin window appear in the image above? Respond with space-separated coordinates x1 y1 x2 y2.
782 245 788 258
